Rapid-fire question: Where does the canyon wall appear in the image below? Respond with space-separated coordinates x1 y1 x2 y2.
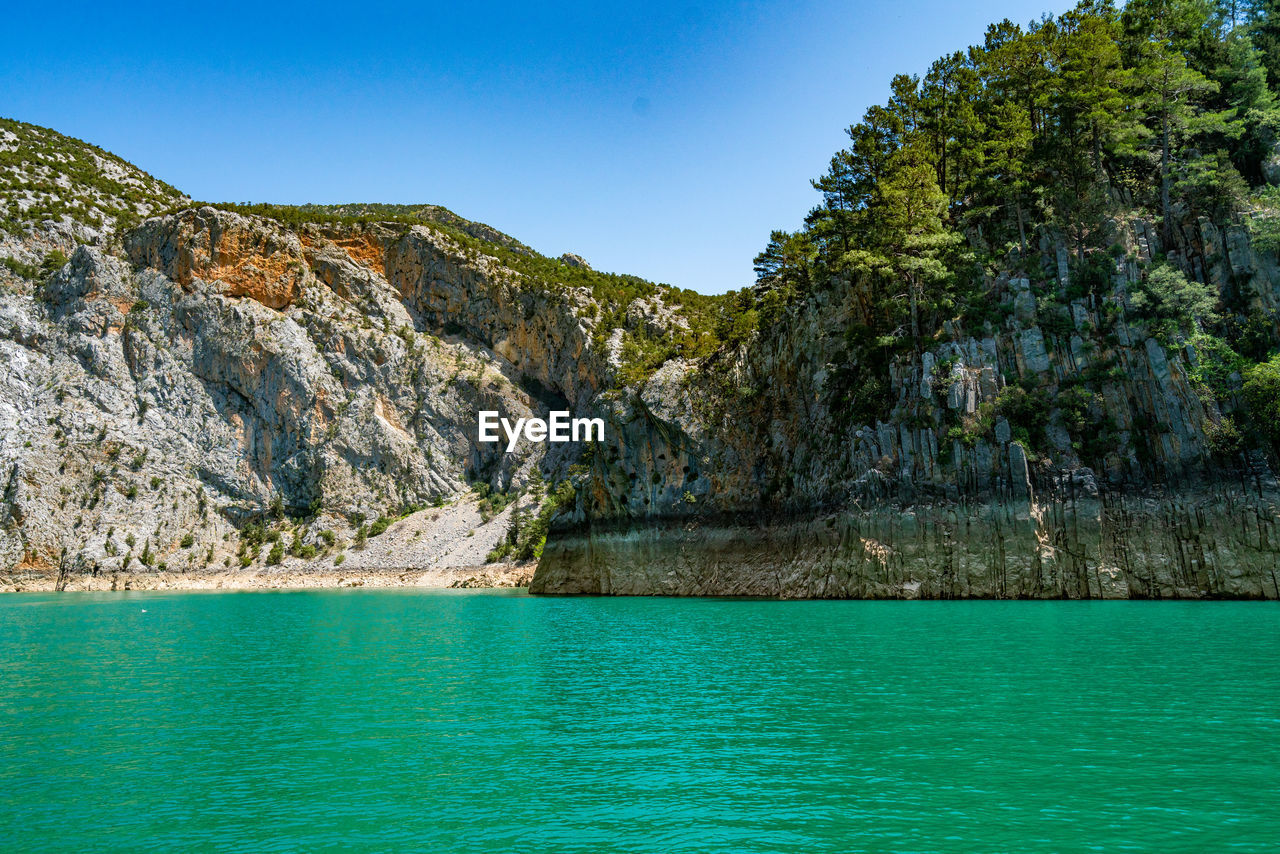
533 214 1280 598
4 118 1280 597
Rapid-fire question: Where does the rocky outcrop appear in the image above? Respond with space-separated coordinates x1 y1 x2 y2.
534 213 1280 598
559 252 591 270
126 207 307 309
383 226 612 407
0 206 594 583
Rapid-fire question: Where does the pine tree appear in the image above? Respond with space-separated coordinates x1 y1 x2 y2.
1214 28 1280 181
507 502 526 548
844 145 958 351
1250 0 1280 86
810 105 903 252
1130 22 1219 243
1046 3 1136 258
919 51 985 205
753 230 816 297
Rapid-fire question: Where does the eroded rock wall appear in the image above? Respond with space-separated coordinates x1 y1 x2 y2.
1 208 587 579
534 214 1280 598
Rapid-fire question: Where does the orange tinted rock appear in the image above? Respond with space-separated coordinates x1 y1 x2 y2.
126 206 306 309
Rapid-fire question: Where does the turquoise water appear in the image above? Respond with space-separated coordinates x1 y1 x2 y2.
1 592 1278 852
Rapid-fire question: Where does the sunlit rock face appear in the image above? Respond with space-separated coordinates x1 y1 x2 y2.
2 205 590 581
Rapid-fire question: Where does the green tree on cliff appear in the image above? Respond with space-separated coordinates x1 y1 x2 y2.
843 145 960 351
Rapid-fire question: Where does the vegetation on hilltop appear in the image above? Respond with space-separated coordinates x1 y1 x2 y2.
210 201 728 382
736 0 1280 436
210 201 535 253
0 116 186 238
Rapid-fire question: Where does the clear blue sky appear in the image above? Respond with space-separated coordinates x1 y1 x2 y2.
3 0 1074 293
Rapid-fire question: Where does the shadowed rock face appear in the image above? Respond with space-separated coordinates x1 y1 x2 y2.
533 488 1280 600
533 212 1280 598
381 226 612 409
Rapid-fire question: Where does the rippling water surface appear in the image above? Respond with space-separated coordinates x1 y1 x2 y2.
2 591 1278 851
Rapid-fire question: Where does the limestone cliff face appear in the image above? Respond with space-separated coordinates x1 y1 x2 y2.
382 227 613 407
0 203 600 583
533 213 1280 599
126 208 308 309
4 119 1280 597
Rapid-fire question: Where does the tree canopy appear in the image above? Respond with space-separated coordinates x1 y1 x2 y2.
750 0 1280 360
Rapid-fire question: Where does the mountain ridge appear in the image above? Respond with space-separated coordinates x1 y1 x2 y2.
7 0 1280 596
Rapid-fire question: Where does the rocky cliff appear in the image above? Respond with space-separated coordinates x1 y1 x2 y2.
533 212 1280 598
2 117 1279 597
1 120 641 588
1 210 561 583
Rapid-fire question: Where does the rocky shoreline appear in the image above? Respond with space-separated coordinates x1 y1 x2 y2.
1 562 535 593
533 486 1280 599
